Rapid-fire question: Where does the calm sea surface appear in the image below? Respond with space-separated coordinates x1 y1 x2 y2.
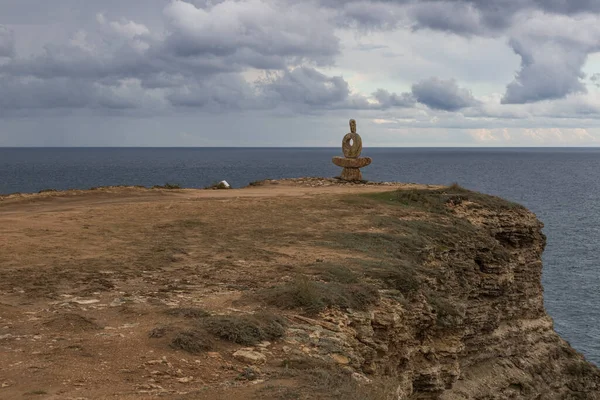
1 147 599 365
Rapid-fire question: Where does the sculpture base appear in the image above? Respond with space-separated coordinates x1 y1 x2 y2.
332 156 371 182
340 167 363 181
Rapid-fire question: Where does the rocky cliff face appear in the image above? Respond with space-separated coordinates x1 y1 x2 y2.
270 182 600 399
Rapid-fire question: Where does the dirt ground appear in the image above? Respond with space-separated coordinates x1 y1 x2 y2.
0 180 431 400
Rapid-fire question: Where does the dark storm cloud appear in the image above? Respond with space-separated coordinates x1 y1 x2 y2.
0 25 15 58
411 77 478 111
0 77 138 111
324 0 600 32
167 74 259 110
257 66 373 110
0 0 343 113
372 89 415 109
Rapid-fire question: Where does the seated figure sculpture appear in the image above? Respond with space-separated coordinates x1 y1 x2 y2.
332 119 372 181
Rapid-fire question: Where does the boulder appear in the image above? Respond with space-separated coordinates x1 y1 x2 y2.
233 349 266 365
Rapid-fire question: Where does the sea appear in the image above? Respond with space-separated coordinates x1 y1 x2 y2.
1 147 599 366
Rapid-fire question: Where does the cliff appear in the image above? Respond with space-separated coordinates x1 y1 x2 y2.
0 179 598 399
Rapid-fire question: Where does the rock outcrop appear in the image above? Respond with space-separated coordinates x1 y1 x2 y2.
275 187 600 399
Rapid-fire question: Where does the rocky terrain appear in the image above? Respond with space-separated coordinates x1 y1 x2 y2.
0 179 598 399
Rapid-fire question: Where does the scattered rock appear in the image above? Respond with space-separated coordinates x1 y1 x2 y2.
177 377 193 383
71 299 100 305
239 366 261 381
330 354 350 365
1 382 10 388
351 372 372 384
233 349 267 365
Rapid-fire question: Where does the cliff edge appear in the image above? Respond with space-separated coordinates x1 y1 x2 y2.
0 179 598 399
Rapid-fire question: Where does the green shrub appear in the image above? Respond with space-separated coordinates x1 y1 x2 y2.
165 307 210 319
203 312 286 345
152 183 181 189
170 329 213 353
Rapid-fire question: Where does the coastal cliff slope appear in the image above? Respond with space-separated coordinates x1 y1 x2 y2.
0 178 598 399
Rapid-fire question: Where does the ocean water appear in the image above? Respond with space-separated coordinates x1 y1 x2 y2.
1 147 599 366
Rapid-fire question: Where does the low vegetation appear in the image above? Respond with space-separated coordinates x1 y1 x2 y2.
203 312 287 346
261 277 379 315
363 183 523 212
152 183 181 189
165 307 210 319
170 329 213 353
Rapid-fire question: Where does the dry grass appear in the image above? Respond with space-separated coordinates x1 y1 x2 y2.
152 183 181 189
261 277 379 315
203 312 287 346
362 183 523 212
165 307 211 319
170 329 213 353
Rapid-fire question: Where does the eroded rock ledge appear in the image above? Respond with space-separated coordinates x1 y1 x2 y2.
250 181 600 398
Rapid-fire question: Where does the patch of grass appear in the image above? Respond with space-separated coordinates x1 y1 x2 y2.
89 185 146 190
165 307 210 319
313 263 360 284
38 188 58 193
262 277 379 315
361 183 523 213
203 312 287 345
170 329 213 353
24 390 48 396
152 183 181 189
248 180 266 187
362 261 421 294
148 326 170 338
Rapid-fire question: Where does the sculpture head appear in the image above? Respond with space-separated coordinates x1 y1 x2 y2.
349 119 357 134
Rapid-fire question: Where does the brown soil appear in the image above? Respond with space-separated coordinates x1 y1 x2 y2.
0 180 422 399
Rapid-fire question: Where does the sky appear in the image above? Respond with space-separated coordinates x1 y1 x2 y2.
1 0 600 147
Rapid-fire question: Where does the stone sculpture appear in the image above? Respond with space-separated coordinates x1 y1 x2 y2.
332 119 372 181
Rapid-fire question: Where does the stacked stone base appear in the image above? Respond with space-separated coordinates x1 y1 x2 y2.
332 156 372 182
340 167 364 181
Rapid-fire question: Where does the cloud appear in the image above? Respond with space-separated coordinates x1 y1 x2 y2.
411 77 478 111
162 0 339 68
257 66 373 111
407 2 486 35
468 128 511 142
322 1 600 105
0 77 161 112
522 127 596 143
372 89 415 109
0 25 15 58
501 12 600 104
167 73 258 110
592 73 600 88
